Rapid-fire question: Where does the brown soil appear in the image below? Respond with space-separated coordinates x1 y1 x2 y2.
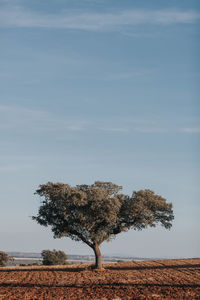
0 258 199 299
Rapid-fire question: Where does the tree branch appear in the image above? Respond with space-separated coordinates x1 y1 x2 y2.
69 229 93 248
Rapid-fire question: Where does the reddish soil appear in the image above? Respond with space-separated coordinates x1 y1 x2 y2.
0 258 199 299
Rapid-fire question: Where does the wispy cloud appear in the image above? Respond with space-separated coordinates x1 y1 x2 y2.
98 127 129 133
0 163 35 172
105 70 152 80
0 105 199 137
181 127 200 133
0 104 168 137
0 105 88 134
0 6 199 31
0 154 36 172
0 153 102 173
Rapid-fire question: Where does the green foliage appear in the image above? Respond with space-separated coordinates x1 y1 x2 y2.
33 181 174 268
41 249 68 266
33 181 174 245
0 251 12 267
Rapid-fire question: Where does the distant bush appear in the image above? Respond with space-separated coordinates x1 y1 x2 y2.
0 251 13 267
117 260 124 263
41 249 68 266
31 262 41 266
19 263 41 266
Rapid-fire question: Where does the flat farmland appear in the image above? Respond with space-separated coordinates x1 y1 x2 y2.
0 258 199 299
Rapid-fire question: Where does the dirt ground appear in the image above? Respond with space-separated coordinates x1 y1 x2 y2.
0 258 199 299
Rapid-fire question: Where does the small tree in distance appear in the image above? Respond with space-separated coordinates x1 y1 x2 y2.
33 181 174 269
41 249 68 265
0 251 13 267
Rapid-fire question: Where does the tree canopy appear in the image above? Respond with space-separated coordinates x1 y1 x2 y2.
33 181 174 268
41 249 68 266
0 251 13 267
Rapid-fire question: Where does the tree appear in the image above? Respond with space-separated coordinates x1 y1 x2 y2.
33 181 174 269
0 251 13 267
41 249 68 265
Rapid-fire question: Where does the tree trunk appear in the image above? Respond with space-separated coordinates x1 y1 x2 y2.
93 243 102 269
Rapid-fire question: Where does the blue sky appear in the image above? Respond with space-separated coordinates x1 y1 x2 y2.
0 0 199 258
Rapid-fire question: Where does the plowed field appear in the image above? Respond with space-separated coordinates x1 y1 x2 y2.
0 258 199 299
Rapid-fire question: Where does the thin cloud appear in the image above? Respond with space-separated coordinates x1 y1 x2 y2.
0 163 35 172
98 127 129 133
181 127 200 133
105 70 151 80
97 124 168 134
0 153 37 172
0 6 199 30
0 105 88 134
0 105 199 136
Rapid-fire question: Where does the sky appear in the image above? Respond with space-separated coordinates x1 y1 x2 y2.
0 0 199 258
